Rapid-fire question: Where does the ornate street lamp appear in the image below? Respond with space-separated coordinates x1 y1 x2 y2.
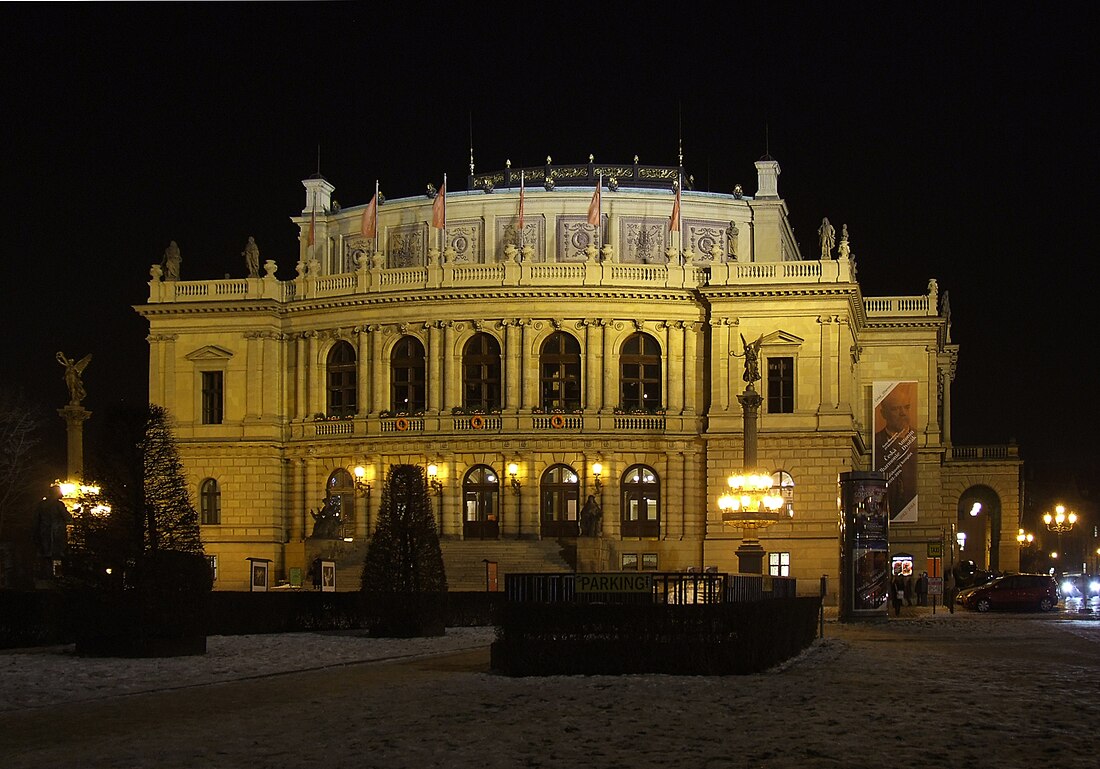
1043 504 1077 533
720 333 793 574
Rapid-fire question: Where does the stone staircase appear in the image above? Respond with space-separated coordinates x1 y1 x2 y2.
441 539 576 591
300 537 576 592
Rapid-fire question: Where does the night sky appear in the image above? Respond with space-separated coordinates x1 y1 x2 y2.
3 4 1097 496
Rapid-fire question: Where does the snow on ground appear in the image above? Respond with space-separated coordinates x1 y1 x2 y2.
3 607 1100 769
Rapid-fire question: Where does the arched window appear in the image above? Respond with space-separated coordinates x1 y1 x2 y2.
539 332 581 411
391 336 426 412
771 470 795 518
327 341 357 417
463 465 500 540
463 333 501 411
621 465 660 538
323 469 355 539
199 478 221 525
620 333 662 412
540 464 580 538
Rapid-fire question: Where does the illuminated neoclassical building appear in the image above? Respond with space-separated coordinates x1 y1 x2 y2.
136 156 1020 594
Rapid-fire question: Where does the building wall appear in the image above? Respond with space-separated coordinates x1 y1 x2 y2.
137 165 1018 597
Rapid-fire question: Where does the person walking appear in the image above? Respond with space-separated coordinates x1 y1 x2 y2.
944 569 957 614
916 571 928 606
891 572 906 616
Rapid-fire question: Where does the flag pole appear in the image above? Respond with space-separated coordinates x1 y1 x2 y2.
518 170 525 249
441 172 447 254
597 172 603 250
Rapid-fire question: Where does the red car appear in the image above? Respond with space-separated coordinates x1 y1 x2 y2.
956 574 1058 613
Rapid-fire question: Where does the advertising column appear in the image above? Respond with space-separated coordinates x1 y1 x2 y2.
838 471 889 621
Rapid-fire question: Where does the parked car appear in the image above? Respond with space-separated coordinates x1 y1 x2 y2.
956 573 1059 612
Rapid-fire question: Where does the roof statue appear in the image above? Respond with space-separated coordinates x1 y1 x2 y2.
162 240 181 281
818 217 836 259
243 236 260 278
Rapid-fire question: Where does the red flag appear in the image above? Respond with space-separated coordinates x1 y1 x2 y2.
587 181 601 227
518 171 525 232
361 185 378 238
669 181 681 232
432 177 447 229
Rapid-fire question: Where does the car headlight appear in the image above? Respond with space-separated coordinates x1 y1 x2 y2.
1089 581 1100 594
1062 581 1075 594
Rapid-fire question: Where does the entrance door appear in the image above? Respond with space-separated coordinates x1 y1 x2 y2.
463 465 500 540
541 464 580 538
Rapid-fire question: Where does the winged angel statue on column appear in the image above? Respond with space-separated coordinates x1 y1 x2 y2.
56 352 92 406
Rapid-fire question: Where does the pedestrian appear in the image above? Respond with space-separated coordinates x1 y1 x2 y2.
944 569 957 613
891 572 906 616
905 573 914 606
916 571 928 606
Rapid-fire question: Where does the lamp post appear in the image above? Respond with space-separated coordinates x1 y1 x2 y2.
720 334 792 574
507 462 521 539
1017 528 1035 572
1043 504 1077 572
427 463 444 534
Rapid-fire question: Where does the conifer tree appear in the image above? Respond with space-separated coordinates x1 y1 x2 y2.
361 464 446 593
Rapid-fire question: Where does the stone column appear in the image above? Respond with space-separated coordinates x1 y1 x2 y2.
684 322 699 415
818 316 834 411
294 333 307 421
668 321 685 414
245 332 260 419
520 319 535 410
57 405 92 482
735 385 765 574
442 321 457 411
710 319 731 412
503 320 520 411
371 326 386 414
428 322 442 414
356 327 370 417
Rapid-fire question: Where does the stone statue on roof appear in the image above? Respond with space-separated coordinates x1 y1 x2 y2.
243 236 260 278
162 241 181 281
818 218 836 259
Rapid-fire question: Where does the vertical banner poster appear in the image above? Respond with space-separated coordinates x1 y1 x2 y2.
873 381 918 522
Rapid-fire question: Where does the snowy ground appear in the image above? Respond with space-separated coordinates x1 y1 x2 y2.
3 604 1099 769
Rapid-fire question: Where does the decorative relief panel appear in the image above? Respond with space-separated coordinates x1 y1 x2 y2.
495 215 545 262
684 219 728 263
387 224 426 268
345 238 371 270
557 215 605 262
444 219 483 263
619 216 669 264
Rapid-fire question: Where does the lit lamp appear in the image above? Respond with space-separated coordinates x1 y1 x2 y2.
591 462 603 496
1043 504 1077 533
1016 528 1034 546
507 462 521 495
353 465 372 496
427 463 443 496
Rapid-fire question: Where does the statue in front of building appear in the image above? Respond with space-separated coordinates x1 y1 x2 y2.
162 241 182 281
309 496 342 539
818 217 835 259
35 485 70 560
580 495 602 537
56 351 92 406
243 236 260 278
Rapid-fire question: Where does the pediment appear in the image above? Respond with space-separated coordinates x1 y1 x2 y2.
185 345 235 361
760 330 803 347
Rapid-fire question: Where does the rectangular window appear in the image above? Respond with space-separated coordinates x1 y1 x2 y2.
201 371 224 424
768 551 790 577
206 554 218 582
766 357 794 413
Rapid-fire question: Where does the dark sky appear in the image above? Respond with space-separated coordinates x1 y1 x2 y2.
3 3 1097 482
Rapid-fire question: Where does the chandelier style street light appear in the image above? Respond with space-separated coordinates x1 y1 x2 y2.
1043 504 1077 533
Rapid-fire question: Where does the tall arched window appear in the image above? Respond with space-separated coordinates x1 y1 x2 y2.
199 478 221 525
540 332 581 411
327 341 357 417
463 333 501 411
621 464 660 538
463 465 500 540
391 336 426 412
620 333 662 412
771 470 795 519
324 469 355 539
540 464 580 538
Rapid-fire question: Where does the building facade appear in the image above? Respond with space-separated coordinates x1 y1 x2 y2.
136 157 1020 596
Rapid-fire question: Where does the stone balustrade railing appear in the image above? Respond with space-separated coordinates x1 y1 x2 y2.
948 444 1020 461
145 257 884 304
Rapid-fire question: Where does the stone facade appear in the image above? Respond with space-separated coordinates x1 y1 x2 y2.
135 158 1020 598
